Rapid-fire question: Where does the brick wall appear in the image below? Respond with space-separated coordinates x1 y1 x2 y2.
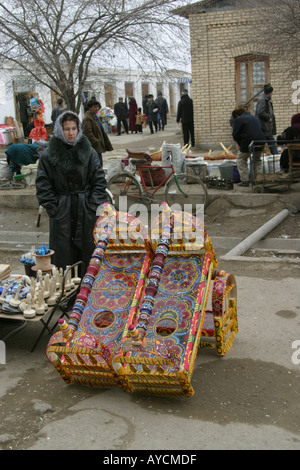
189 9 300 150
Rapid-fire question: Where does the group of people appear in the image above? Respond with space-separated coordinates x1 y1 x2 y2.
37 83 300 273
113 89 195 151
113 96 144 135
231 83 300 186
113 93 169 136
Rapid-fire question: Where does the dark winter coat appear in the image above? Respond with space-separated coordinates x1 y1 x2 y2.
129 99 138 131
291 113 300 134
255 93 276 136
157 97 169 124
145 99 159 122
277 118 300 171
232 112 266 153
176 94 194 124
36 112 108 271
82 111 113 155
114 101 128 120
51 105 64 124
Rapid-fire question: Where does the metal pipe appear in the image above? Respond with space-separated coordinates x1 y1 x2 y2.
222 209 289 259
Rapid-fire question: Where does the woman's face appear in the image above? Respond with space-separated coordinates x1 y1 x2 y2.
62 120 78 143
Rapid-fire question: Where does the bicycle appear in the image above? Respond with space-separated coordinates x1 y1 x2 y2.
107 149 207 212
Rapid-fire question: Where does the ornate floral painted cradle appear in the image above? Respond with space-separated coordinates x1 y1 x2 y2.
46 203 238 397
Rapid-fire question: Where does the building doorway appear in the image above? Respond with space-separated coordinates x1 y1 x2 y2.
14 92 39 137
169 85 175 114
142 83 149 99
125 82 134 100
104 84 114 109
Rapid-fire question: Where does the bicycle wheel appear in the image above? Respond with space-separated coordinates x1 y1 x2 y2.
107 172 142 211
165 173 207 212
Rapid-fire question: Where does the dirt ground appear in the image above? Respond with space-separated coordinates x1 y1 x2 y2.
0 122 300 451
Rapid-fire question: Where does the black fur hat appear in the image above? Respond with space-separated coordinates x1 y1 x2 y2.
264 84 273 94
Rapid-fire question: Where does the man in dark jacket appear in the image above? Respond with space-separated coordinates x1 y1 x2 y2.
114 97 129 135
232 107 266 186
51 98 64 125
82 99 113 167
176 89 195 147
255 84 277 155
156 92 169 131
145 94 159 134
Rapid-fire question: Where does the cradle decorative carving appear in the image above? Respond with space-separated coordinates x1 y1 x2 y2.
46 202 238 397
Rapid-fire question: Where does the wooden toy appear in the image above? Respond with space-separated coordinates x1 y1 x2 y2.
46 202 238 397
9 284 22 307
71 265 81 285
46 277 58 307
43 274 50 299
35 286 48 315
64 266 72 292
23 293 36 319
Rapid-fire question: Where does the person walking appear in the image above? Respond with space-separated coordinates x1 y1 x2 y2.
255 84 277 155
176 89 195 147
51 98 64 125
142 94 149 128
36 111 108 272
232 106 266 187
156 91 169 131
145 94 159 134
113 97 129 135
82 99 113 167
129 97 138 133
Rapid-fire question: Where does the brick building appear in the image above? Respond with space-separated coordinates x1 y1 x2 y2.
174 0 300 149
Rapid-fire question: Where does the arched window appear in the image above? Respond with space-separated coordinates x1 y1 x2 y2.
235 55 270 113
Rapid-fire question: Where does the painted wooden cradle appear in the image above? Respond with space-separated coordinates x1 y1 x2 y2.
46 202 238 397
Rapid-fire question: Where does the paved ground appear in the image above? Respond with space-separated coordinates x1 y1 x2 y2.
0 119 300 451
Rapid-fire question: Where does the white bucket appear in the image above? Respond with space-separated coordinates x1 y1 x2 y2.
206 164 220 177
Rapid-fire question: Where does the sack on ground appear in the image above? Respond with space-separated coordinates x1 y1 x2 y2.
162 143 186 176
106 157 124 181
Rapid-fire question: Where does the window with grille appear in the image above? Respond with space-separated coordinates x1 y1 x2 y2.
235 55 270 113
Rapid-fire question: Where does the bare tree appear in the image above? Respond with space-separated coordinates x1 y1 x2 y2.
0 0 190 112
257 0 300 78
230 0 300 78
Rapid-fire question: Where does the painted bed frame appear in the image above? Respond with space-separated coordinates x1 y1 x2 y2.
46 203 238 397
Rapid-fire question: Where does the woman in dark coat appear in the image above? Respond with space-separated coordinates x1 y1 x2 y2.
128 97 138 133
277 113 300 171
36 111 108 272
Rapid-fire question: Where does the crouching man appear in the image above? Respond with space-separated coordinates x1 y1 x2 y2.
232 106 266 187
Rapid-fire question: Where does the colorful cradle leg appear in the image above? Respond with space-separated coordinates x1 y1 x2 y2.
68 203 117 333
58 318 73 339
212 270 238 355
134 203 174 341
204 227 218 268
200 270 238 355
